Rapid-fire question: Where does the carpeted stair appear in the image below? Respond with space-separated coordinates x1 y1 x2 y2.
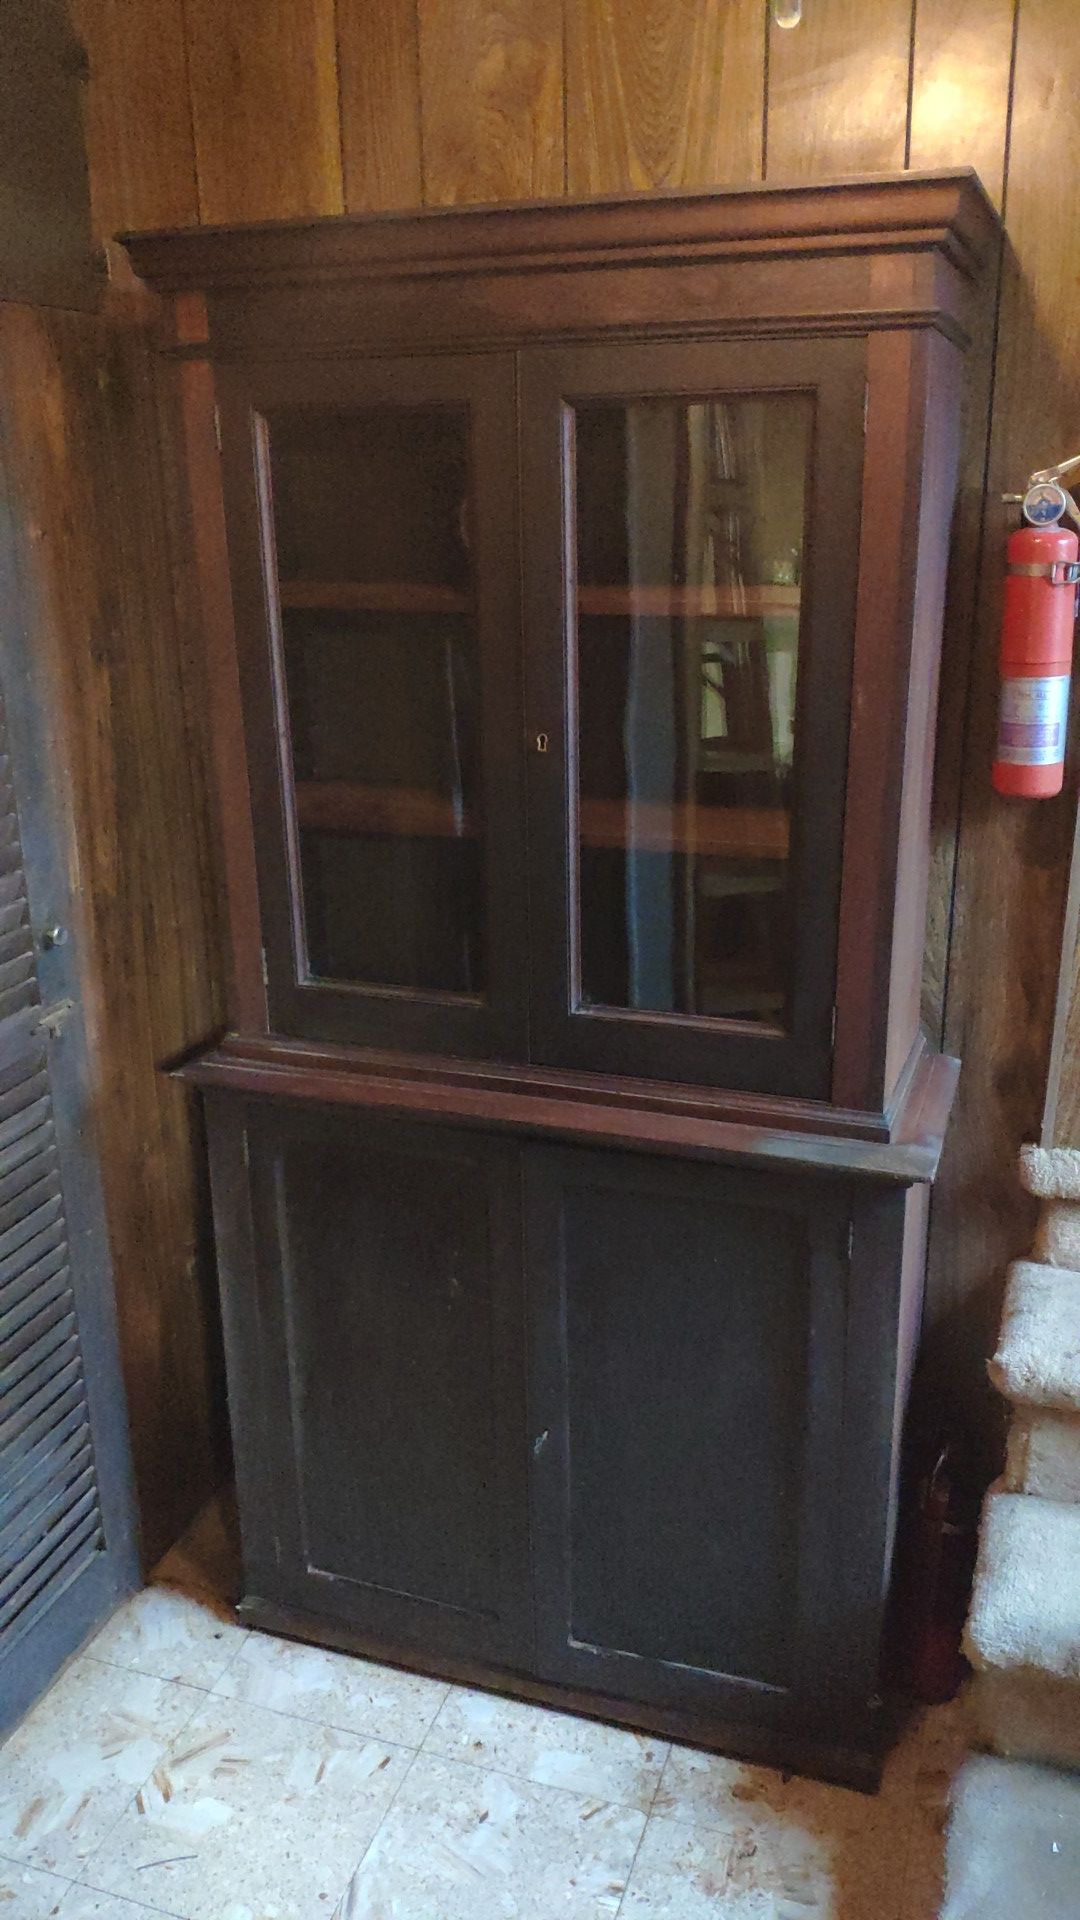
961 1154 1080 1769
943 1147 1080 1917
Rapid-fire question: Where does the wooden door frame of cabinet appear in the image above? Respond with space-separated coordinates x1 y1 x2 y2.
175 345 267 1032
211 350 530 1061
831 325 963 1111
519 332 864 1101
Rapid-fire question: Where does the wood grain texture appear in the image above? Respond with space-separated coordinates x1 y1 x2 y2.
565 0 763 195
417 0 564 205
0 0 103 309
173 356 267 1035
925 0 1080 1476
0 304 226 1565
909 0 1016 208
765 0 913 181
184 0 343 222
72 0 197 246
338 0 422 210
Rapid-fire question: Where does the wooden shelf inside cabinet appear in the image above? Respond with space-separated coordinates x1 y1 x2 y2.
279 581 472 615
581 798 789 861
577 584 801 619
294 780 789 861
295 782 476 839
277 581 799 621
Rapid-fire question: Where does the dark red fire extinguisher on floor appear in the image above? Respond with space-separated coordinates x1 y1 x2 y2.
994 466 1080 798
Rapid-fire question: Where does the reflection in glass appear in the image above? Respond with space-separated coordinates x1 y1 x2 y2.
573 393 812 1025
266 405 483 994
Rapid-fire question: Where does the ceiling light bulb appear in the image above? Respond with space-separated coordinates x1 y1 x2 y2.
773 0 802 25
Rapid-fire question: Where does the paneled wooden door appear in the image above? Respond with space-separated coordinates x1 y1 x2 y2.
523 1144 859 1734
216 353 528 1059
521 337 867 1097
208 1099 534 1668
0 626 138 1733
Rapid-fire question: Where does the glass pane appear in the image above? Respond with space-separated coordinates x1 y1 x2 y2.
573 392 812 1026
266 404 483 995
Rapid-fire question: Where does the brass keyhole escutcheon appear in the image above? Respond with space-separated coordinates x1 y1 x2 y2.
534 732 549 755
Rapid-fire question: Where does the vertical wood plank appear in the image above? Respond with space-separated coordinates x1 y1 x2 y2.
337 0 423 211
185 0 344 223
926 0 1080 1474
418 0 564 206
766 0 913 180
0 304 227 1563
72 0 197 240
909 0 1016 208
565 0 764 195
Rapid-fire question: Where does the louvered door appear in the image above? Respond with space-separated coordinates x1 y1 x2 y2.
0 659 136 1733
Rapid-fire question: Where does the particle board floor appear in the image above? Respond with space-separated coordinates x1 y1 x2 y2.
0 1495 963 1920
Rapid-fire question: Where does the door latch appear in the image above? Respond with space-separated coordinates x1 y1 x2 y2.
36 998 74 1040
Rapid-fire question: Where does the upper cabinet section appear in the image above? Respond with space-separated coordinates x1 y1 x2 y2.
128 174 999 1120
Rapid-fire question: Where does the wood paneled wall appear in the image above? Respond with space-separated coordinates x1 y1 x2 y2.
74 0 1080 1487
0 2 228 1569
0 303 228 1565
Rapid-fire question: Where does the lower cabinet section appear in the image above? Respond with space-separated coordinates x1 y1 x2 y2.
205 1093 920 1784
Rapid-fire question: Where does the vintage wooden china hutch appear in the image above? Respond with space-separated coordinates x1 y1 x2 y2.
127 170 998 1787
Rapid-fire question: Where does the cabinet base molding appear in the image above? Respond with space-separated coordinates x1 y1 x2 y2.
236 1593 886 1795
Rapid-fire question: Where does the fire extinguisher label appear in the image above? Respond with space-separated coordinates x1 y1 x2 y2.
997 675 1071 764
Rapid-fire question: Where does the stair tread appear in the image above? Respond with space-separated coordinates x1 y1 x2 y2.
1020 1144 1080 1202
988 1261 1080 1414
966 1492 1080 1678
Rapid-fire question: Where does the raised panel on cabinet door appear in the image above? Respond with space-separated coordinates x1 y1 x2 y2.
524 1146 863 1728
215 352 527 1060
205 1097 533 1666
520 336 867 1096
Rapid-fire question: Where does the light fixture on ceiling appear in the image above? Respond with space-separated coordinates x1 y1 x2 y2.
772 0 803 25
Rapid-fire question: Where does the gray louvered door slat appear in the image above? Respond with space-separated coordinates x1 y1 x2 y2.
0 1376 86 1496
0 676 107 1682
0 1401 88 1512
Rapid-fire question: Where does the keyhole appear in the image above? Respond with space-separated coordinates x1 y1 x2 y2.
534 732 549 755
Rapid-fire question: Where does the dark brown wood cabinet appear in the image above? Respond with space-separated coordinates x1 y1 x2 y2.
127 171 999 1787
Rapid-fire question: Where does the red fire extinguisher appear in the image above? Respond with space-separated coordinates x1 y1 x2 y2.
994 475 1080 798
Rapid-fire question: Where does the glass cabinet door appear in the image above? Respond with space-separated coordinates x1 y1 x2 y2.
217 354 527 1057
522 338 867 1098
